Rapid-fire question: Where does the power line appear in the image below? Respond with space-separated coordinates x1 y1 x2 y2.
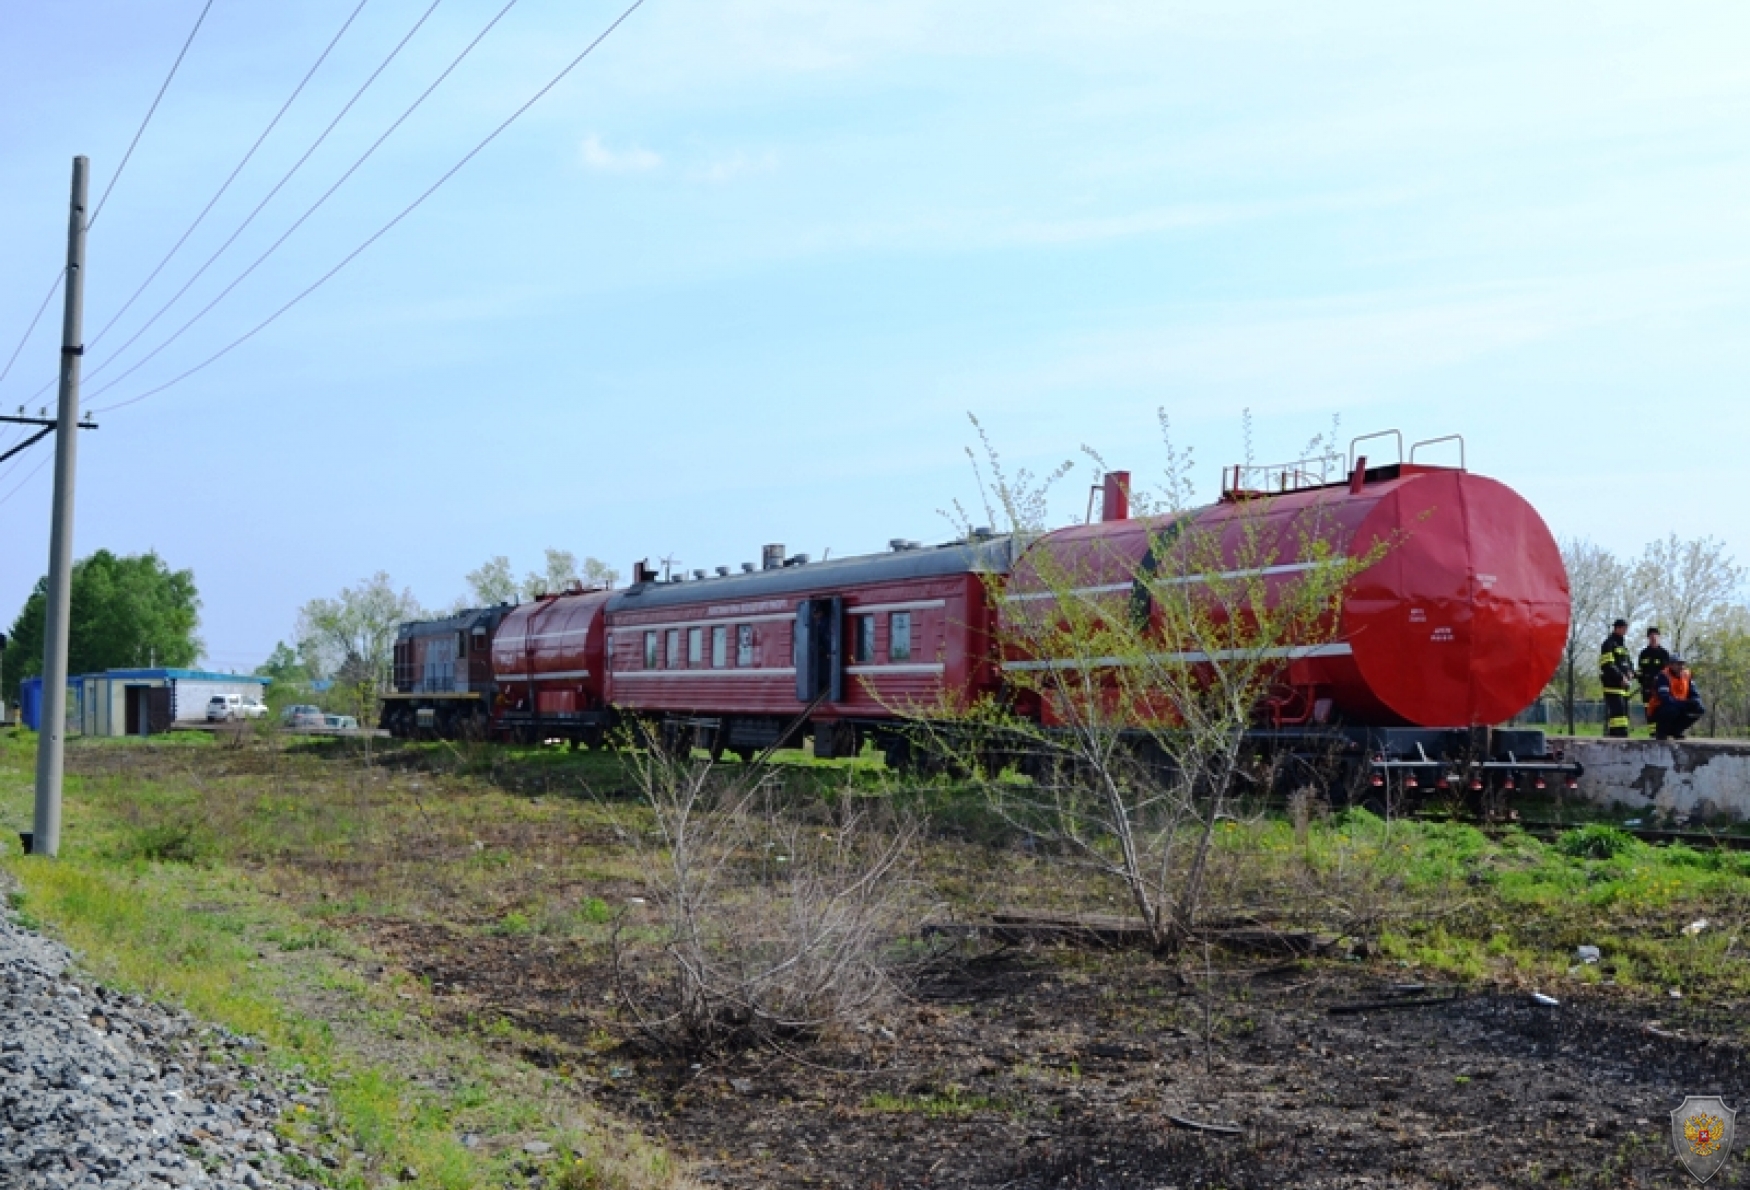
89 0 216 230
94 0 648 415
88 0 373 354
86 0 522 405
55 0 444 403
0 271 66 388
0 453 50 511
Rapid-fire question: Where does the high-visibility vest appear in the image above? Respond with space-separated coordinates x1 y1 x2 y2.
1648 672 1692 717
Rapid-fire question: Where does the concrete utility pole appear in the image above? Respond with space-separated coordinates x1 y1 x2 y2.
32 155 89 859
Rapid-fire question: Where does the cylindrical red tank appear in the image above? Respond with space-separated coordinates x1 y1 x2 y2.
491 590 612 720
1002 466 1569 728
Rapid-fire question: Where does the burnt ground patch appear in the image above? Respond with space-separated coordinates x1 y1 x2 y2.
363 921 1750 1189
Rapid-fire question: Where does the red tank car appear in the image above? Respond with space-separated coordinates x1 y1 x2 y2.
491 588 614 746
604 541 1011 762
1005 459 1567 729
1000 444 1576 789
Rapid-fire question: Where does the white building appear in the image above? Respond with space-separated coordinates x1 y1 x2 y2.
78 668 269 736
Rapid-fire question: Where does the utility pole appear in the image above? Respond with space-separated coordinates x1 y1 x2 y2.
31 155 88 859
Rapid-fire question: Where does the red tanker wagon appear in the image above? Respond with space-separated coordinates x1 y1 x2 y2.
1000 450 1576 790
603 540 1012 762
490 588 615 745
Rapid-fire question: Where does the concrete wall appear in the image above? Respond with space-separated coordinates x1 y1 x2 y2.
1557 736 1750 821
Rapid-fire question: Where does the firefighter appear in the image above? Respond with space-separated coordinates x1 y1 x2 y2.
1599 617 1635 738
1637 626 1671 730
1647 656 1705 741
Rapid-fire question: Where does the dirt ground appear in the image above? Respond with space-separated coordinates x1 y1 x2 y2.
369 921 1750 1189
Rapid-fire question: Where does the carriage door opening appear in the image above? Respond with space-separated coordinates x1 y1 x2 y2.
794 596 844 703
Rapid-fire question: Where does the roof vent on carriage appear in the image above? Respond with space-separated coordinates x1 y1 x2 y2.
785 553 809 567
889 538 922 552
741 562 756 574
715 566 731 577
692 569 706 581
762 544 785 570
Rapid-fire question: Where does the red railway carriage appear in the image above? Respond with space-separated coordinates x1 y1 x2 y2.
1004 460 1568 730
491 589 614 745
381 603 515 737
604 540 1012 760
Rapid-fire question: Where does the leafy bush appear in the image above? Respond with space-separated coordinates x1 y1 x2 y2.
1555 824 1636 860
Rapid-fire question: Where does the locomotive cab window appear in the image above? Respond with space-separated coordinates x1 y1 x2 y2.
854 614 875 664
688 627 703 666
666 629 680 669
644 631 657 669
711 625 727 669
889 612 912 661
737 624 754 667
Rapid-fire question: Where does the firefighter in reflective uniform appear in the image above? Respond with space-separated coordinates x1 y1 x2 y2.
1637 626 1671 733
1599 617 1635 738
1648 656 1705 741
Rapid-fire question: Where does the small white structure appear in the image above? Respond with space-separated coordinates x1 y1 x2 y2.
78 668 270 736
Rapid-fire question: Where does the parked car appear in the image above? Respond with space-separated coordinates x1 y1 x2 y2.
208 694 269 722
323 714 359 731
281 704 325 730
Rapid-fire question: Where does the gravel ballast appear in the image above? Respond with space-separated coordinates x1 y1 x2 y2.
1 887 333 1190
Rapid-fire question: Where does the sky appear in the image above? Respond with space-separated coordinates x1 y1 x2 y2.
3 1 1748 673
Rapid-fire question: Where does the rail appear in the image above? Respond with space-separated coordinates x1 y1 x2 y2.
1409 434 1466 470
1220 453 1343 498
1346 429 1402 473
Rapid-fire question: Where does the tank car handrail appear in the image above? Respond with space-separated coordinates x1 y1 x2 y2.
1347 430 1402 472
1221 453 1341 497
1408 434 1466 470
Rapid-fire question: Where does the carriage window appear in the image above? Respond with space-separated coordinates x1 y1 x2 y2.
737 624 754 667
688 627 703 665
889 612 912 661
855 615 875 663
711 625 727 668
644 631 657 669
666 629 680 669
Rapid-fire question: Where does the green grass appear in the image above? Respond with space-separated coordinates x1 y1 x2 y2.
7 724 1750 1188
0 728 691 1190
864 1086 1011 1118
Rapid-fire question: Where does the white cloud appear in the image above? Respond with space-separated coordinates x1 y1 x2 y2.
580 134 661 173
694 149 780 184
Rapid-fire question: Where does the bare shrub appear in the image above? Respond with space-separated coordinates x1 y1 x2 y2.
923 413 1381 952
612 736 917 1057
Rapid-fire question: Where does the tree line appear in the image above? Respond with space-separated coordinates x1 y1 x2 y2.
1 547 613 720
1552 534 1748 735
